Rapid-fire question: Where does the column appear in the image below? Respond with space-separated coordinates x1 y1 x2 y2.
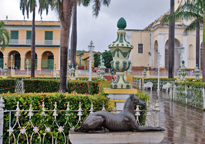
183 34 188 67
37 57 42 70
20 56 25 70
158 34 165 68
3 56 8 68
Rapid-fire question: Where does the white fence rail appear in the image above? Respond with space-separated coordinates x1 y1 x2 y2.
9 39 60 45
0 95 160 144
168 85 205 109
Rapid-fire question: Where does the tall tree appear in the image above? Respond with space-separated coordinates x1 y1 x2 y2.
0 21 10 51
168 0 175 78
70 2 77 68
70 0 111 68
162 0 205 81
52 0 74 92
20 0 52 77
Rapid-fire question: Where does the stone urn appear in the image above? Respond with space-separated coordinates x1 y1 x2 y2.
71 64 75 77
142 67 147 78
3 63 8 76
109 17 133 89
181 60 187 81
177 66 181 79
100 59 106 79
194 64 200 80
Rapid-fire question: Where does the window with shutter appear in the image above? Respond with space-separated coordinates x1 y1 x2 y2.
45 31 53 44
10 31 19 44
26 31 31 44
138 44 143 53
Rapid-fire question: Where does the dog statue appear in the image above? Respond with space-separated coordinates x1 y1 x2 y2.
74 94 165 133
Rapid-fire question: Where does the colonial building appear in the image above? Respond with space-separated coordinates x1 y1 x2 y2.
76 51 101 70
0 19 60 71
126 0 203 72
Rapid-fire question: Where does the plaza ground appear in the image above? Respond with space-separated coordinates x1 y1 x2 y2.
144 90 205 144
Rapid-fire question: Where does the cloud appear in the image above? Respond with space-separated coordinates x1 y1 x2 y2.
0 0 170 52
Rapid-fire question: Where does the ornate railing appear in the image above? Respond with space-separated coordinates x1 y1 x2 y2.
167 85 205 109
0 95 160 144
9 39 60 45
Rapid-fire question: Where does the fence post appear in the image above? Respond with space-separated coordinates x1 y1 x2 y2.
185 86 188 104
203 88 205 109
139 79 141 90
0 95 5 144
155 100 160 127
173 85 176 100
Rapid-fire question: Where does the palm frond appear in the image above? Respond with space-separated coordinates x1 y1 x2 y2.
184 18 202 33
102 0 111 6
92 0 101 17
0 21 10 51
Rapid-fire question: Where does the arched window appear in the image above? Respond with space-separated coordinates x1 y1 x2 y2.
189 44 194 58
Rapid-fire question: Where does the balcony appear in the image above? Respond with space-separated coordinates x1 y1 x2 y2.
9 39 60 46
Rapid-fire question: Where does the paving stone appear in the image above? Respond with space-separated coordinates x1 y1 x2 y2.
143 90 205 144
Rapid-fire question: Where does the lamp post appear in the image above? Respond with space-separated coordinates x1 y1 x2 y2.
88 41 95 81
178 44 185 66
157 53 161 92
26 59 29 76
10 55 13 72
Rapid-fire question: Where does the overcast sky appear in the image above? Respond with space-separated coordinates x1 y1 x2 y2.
0 0 170 52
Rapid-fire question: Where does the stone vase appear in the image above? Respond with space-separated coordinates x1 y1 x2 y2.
109 17 133 89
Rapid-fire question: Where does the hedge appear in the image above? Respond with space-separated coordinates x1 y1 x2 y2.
2 93 109 144
0 79 100 95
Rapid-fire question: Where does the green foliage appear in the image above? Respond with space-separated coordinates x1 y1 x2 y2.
0 21 10 51
135 91 149 126
2 93 109 143
94 53 100 67
0 78 102 94
102 50 112 68
67 80 100 95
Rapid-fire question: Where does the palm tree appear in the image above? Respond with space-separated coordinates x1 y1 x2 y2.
20 0 52 77
168 0 175 78
52 0 74 92
0 21 10 51
70 0 111 69
162 0 205 81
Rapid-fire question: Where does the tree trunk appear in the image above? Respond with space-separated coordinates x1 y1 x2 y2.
31 6 36 77
196 25 200 67
59 0 73 92
202 17 205 82
168 0 175 78
70 2 77 68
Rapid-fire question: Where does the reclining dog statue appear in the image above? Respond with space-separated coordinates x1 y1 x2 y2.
75 94 165 133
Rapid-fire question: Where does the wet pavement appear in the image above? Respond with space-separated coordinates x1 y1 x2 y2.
144 90 205 144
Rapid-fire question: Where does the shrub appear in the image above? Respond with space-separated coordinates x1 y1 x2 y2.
67 80 100 95
135 91 150 126
0 79 103 94
2 93 109 143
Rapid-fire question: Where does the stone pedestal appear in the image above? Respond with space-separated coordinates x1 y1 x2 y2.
125 74 133 88
104 88 137 111
69 130 164 144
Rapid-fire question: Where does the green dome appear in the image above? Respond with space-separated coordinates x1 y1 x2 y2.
117 17 127 30
182 60 185 64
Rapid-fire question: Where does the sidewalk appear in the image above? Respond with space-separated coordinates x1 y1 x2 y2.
143 90 205 144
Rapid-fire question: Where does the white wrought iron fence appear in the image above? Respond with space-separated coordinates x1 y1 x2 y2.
168 85 205 109
0 96 160 144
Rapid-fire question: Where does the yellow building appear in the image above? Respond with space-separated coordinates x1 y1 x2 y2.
126 0 203 72
0 19 60 70
76 51 101 70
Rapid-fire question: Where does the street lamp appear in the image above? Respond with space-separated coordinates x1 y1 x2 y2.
178 44 185 66
157 53 161 92
26 59 29 76
88 41 95 81
10 55 13 72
